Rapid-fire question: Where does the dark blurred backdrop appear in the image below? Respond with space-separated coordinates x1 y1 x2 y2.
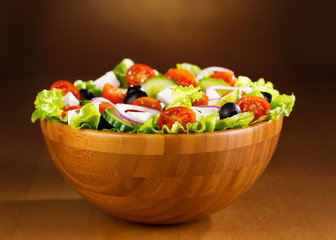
1 0 335 145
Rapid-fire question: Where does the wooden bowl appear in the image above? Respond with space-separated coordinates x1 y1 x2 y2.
40 117 282 224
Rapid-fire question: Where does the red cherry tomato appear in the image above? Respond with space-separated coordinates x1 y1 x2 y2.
60 105 82 117
209 72 236 87
130 97 162 112
102 83 125 104
192 93 209 106
99 102 115 114
157 106 196 130
125 63 155 86
221 90 246 97
164 68 196 87
235 96 271 122
50 80 81 99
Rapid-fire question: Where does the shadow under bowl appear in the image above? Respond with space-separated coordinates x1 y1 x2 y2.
40 117 282 224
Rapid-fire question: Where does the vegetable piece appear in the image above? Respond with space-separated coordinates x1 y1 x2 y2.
90 97 114 105
209 71 236 87
125 63 156 86
80 89 94 100
236 76 252 87
164 68 197 87
205 85 253 96
215 112 254 131
102 83 125 104
195 66 234 82
198 77 230 91
167 85 202 109
141 76 177 98
102 107 134 132
176 63 201 76
70 103 101 129
74 80 102 97
31 89 64 123
99 102 114 114
126 85 146 96
261 91 272 103
157 106 196 130
123 90 147 104
115 104 160 124
113 58 135 88
192 93 209 106
130 97 162 111
219 103 241 119
236 96 271 122
50 80 81 99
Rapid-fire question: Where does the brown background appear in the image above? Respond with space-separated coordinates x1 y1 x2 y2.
1 0 336 239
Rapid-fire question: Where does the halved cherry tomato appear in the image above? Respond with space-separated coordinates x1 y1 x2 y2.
130 97 162 111
125 63 155 86
157 106 196 130
50 80 81 99
192 93 209 106
60 105 82 117
99 102 114 114
235 96 271 122
164 68 196 87
221 90 246 97
209 72 236 87
102 83 125 104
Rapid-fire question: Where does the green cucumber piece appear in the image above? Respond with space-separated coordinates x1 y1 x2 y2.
102 107 134 132
198 77 230 91
113 58 134 88
141 76 177 99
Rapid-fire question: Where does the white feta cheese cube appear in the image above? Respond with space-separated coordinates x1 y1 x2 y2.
62 92 80 107
156 87 173 107
94 71 120 88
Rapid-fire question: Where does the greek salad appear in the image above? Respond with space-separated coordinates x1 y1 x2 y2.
31 59 295 134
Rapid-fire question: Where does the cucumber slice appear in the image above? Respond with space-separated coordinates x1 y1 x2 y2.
141 76 177 99
198 78 230 91
102 107 134 132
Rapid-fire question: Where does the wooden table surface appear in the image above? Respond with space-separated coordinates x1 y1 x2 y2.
1 99 336 239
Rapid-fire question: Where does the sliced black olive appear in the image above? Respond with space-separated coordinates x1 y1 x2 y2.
80 89 94 100
261 92 272 103
219 102 241 119
127 85 145 96
123 90 147 104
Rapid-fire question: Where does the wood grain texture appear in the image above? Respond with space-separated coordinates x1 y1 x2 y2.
40 118 282 224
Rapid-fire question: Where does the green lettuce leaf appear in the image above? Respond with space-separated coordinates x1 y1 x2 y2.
167 85 202 109
251 78 279 100
270 93 296 117
113 58 134 88
215 112 254 131
236 76 252 87
176 63 201 75
70 103 100 129
74 80 102 97
137 114 218 134
31 89 64 123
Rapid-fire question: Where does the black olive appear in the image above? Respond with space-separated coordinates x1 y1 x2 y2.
123 90 147 104
219 102 241 119
261 92 272 103
97 116 113 130
127 85 145 96
80 89 94 100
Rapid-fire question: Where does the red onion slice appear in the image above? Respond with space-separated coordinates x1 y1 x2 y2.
115 104 160 124
195 66 234 82
91 97 115 106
